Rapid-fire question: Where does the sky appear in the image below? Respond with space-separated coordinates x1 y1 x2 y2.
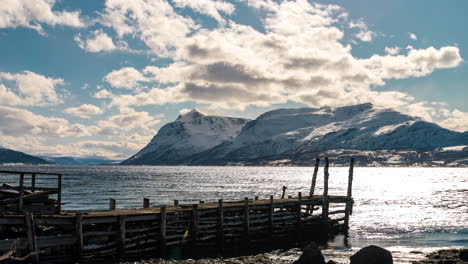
0 0 467 159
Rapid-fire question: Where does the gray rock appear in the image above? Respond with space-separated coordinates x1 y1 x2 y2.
293 242 326 264
350 245 393 264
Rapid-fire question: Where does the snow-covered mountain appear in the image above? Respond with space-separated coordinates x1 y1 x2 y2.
0 148 51 165
124 104 468 166
122 110 250 165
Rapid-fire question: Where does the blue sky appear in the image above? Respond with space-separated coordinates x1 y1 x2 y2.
0 0 466 159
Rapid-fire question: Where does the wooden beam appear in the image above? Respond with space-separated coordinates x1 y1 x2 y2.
24 213 38 263
322 157 330 223
309 158 320 197
268 196 274 239
281 186 287 199
191 204 198 250
297 192 303 244
119 215 126 258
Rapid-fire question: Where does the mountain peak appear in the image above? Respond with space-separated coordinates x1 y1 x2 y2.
176 109 205 122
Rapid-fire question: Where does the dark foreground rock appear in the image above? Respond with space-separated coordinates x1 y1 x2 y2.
349 245 393 264
412 249 468 264
292 242 325 264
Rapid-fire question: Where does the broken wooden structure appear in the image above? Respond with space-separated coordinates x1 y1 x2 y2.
0 158 355 263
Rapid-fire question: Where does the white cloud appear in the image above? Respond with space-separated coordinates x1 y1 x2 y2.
385 46 401 55
64 104 104 118
94 89 113 99
440 109 468 132
75 30 117 53
172 0 235 25
0 105 97 138
0 0 85 34
98 108 162 130
0 70 64 106
409 32 417 40
350 18 375 42
104 67 147 89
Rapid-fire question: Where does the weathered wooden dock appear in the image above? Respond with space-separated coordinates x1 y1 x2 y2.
0 158 355 263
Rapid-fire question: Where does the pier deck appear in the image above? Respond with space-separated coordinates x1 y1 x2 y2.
0 158 355 263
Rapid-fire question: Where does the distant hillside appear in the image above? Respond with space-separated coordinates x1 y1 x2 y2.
0 147 51 165
41 156 120 165
122 103 468 167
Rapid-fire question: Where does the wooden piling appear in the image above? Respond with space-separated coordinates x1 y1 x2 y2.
309 158 320 197
57 174 62 213
217 199 224 255
143 198 150 208
31 173 36 193
297 192 303 244
75 212 83 261
192 204 199 247
269 195 274 239
281 186 287 199
322 158 330 223
119 215 126 258
109 198 116 210
160 206 167 257
25 213 38 263
174 200 179 206
243 197 250 247
344 158 354 237
19 173 24 211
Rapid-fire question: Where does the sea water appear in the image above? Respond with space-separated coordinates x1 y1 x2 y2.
1 165 466 263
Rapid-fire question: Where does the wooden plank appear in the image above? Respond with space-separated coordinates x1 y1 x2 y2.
75 212 83 261
344 157 354 238
0 170 62 176
322 157 330 223
217 199 224 255
160 206 167 257
24 213 39 263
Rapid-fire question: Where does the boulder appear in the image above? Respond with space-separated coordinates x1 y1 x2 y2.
350 245 393 264
460 249 468 261
293 242 326 264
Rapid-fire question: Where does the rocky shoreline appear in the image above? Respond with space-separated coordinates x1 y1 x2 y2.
118 247 468 264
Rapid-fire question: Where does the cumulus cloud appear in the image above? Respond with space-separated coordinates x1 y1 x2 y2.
64 104 104 118
0 71 64 106
94 89 113 99
385 46 401 55
409 32 417 40
104 67 147 89
0 0 85 34
349 18 375 42
172 0 235 25
75 30 117 53
0 105 97 137
98 108 163 130
440 109 468 132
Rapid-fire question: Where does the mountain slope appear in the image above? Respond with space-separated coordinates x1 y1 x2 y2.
0 147 51 165
188 103 468 165
122 110 250 165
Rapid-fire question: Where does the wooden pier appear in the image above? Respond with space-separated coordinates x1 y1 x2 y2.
0 158 355 263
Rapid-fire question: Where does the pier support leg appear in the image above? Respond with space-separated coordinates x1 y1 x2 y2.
322 158 329 223
75 213 83 262
217 199 224 256
344 158 354 240
160 206 167 257
307 158 320 214
243 197 250 251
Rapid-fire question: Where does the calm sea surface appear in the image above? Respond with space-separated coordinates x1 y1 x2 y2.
1 165 466 263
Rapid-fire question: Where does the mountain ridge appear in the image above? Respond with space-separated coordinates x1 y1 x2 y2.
122 103 468 166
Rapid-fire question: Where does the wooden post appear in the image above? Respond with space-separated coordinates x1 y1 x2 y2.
19 173 24 211
268 196 274 239
109 198 116 210
174 200 179 206
57 174 62 213
143 198 150 208
255 196 259 200
288 195 292 199
309 158 320 197
119 215 126 258
160 206 167 257
344 158 354 238
281 186 287 199
322 158 330 223
243 197 250 247
199 200 204 204
297 192 303 244
31 173 36 193
25 213 38 263
75 212 83 261
191 204 198 249
217 199 224 255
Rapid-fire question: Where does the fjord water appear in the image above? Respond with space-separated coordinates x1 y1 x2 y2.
1 166 466 262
